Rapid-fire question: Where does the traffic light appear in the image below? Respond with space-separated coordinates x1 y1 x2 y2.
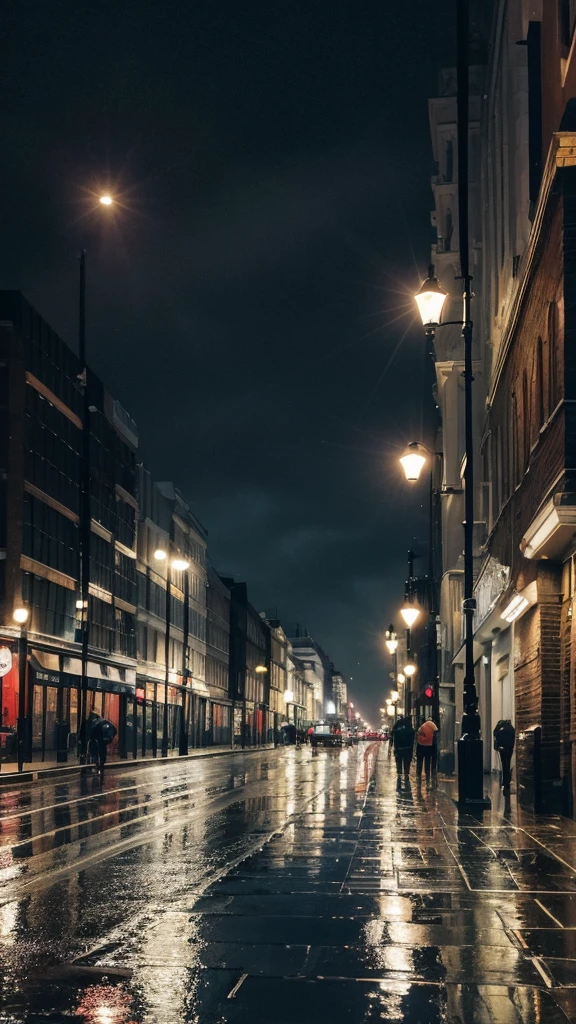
424 686 434 700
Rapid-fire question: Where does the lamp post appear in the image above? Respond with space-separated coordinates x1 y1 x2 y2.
78 194 116 762
14 607 29 773
155 549 190 757
412 0 489 808
399 443 441 730
384 623 399 716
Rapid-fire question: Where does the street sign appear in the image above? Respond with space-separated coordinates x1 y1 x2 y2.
0 647 12 678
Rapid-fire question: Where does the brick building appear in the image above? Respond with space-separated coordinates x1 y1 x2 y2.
472 1 576 810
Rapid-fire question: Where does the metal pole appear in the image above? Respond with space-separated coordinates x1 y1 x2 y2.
79 248 90 762
17 629 28 772
456 0 488 806
179 570 189 756
162 558 171 757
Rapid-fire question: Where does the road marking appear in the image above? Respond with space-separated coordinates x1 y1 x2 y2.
534 898 564 928
227 973 248 999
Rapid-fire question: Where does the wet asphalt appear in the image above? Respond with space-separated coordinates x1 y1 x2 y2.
2 744 576 1021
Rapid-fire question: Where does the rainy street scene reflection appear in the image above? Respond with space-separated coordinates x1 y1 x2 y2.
2 746 576 1021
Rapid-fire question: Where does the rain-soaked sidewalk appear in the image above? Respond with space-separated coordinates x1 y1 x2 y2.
3 743 576 1021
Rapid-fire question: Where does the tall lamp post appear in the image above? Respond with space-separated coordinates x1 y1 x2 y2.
14 607 29 772
78 193 116 761
399 444 441 729
411 0 489 808
384 623 398 706
154 549 190 757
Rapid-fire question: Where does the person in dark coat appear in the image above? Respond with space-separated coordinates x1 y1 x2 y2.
493 719 515 791
391 717 415 776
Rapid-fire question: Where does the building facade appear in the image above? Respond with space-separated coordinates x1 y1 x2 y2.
225 580 271 746
0 291 138 765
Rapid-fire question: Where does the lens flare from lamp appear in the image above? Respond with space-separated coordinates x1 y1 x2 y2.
414 265 448 327
400 604 420 628
399 442 427 483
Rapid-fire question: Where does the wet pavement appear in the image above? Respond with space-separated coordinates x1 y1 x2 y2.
2 745 576 1021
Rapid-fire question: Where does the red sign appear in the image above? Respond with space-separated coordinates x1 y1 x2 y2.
135 687 145 702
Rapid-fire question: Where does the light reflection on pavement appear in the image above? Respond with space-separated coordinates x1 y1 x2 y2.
1 745 576 1021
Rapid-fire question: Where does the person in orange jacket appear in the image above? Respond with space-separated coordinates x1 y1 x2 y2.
416 718 438 783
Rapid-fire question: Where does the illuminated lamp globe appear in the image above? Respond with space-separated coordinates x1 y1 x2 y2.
154 549 167 561
172 558 190 571
13 607 29 624
386 706 395 717
400 442 427 483
99 194 113 206
414 265 448 328
397 673 406 684
385 636 398 654
255 665 268 674
404 663 417 677
400 603 420 628
391 690 399 702
284 689 294 704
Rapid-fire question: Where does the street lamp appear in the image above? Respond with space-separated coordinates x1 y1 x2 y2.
154 548 192 757
414 264 448 330
400 443 428 483
78 192 117 762
400 603 420 628
404 663 416 677
384 625 398 654
390 690 399 702
284 689 294 703
13 608 30 772
412 0 489 808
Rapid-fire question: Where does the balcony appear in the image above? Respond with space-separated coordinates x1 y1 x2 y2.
520 493 576 560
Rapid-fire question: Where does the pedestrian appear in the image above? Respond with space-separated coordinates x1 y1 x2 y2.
88 715 117 773
416 718 438 783
493 719 515 792
306 725 314 745
287 723 297 745
392 716 414 777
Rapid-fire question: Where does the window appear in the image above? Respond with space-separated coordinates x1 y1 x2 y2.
560 1 576 48
522 370 530 466
536 337 545 426
548 301 559 412
445 138 454 182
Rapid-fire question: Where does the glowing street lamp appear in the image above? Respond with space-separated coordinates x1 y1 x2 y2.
404 663 417 677
13 608 29 625
400 603 420 628
400 442 428 483
390 690 399 702
99 194 114 206
397 673 405 684
171 558 190 571
414 264 448 331
284 689 294 703
255 665 268 674
384 624 398 654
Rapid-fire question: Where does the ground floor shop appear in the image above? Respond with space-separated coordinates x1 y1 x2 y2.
0 638 274 767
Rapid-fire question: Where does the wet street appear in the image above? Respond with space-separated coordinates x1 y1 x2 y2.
3 746 576 1021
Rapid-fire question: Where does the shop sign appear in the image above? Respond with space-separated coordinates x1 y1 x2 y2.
0 647 12 677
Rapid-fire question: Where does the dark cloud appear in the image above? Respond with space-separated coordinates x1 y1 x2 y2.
0 0 453 720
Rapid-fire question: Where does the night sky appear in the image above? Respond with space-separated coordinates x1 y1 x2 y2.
2 1 455 721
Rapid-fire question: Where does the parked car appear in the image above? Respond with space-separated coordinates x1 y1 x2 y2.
311 723 343 748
